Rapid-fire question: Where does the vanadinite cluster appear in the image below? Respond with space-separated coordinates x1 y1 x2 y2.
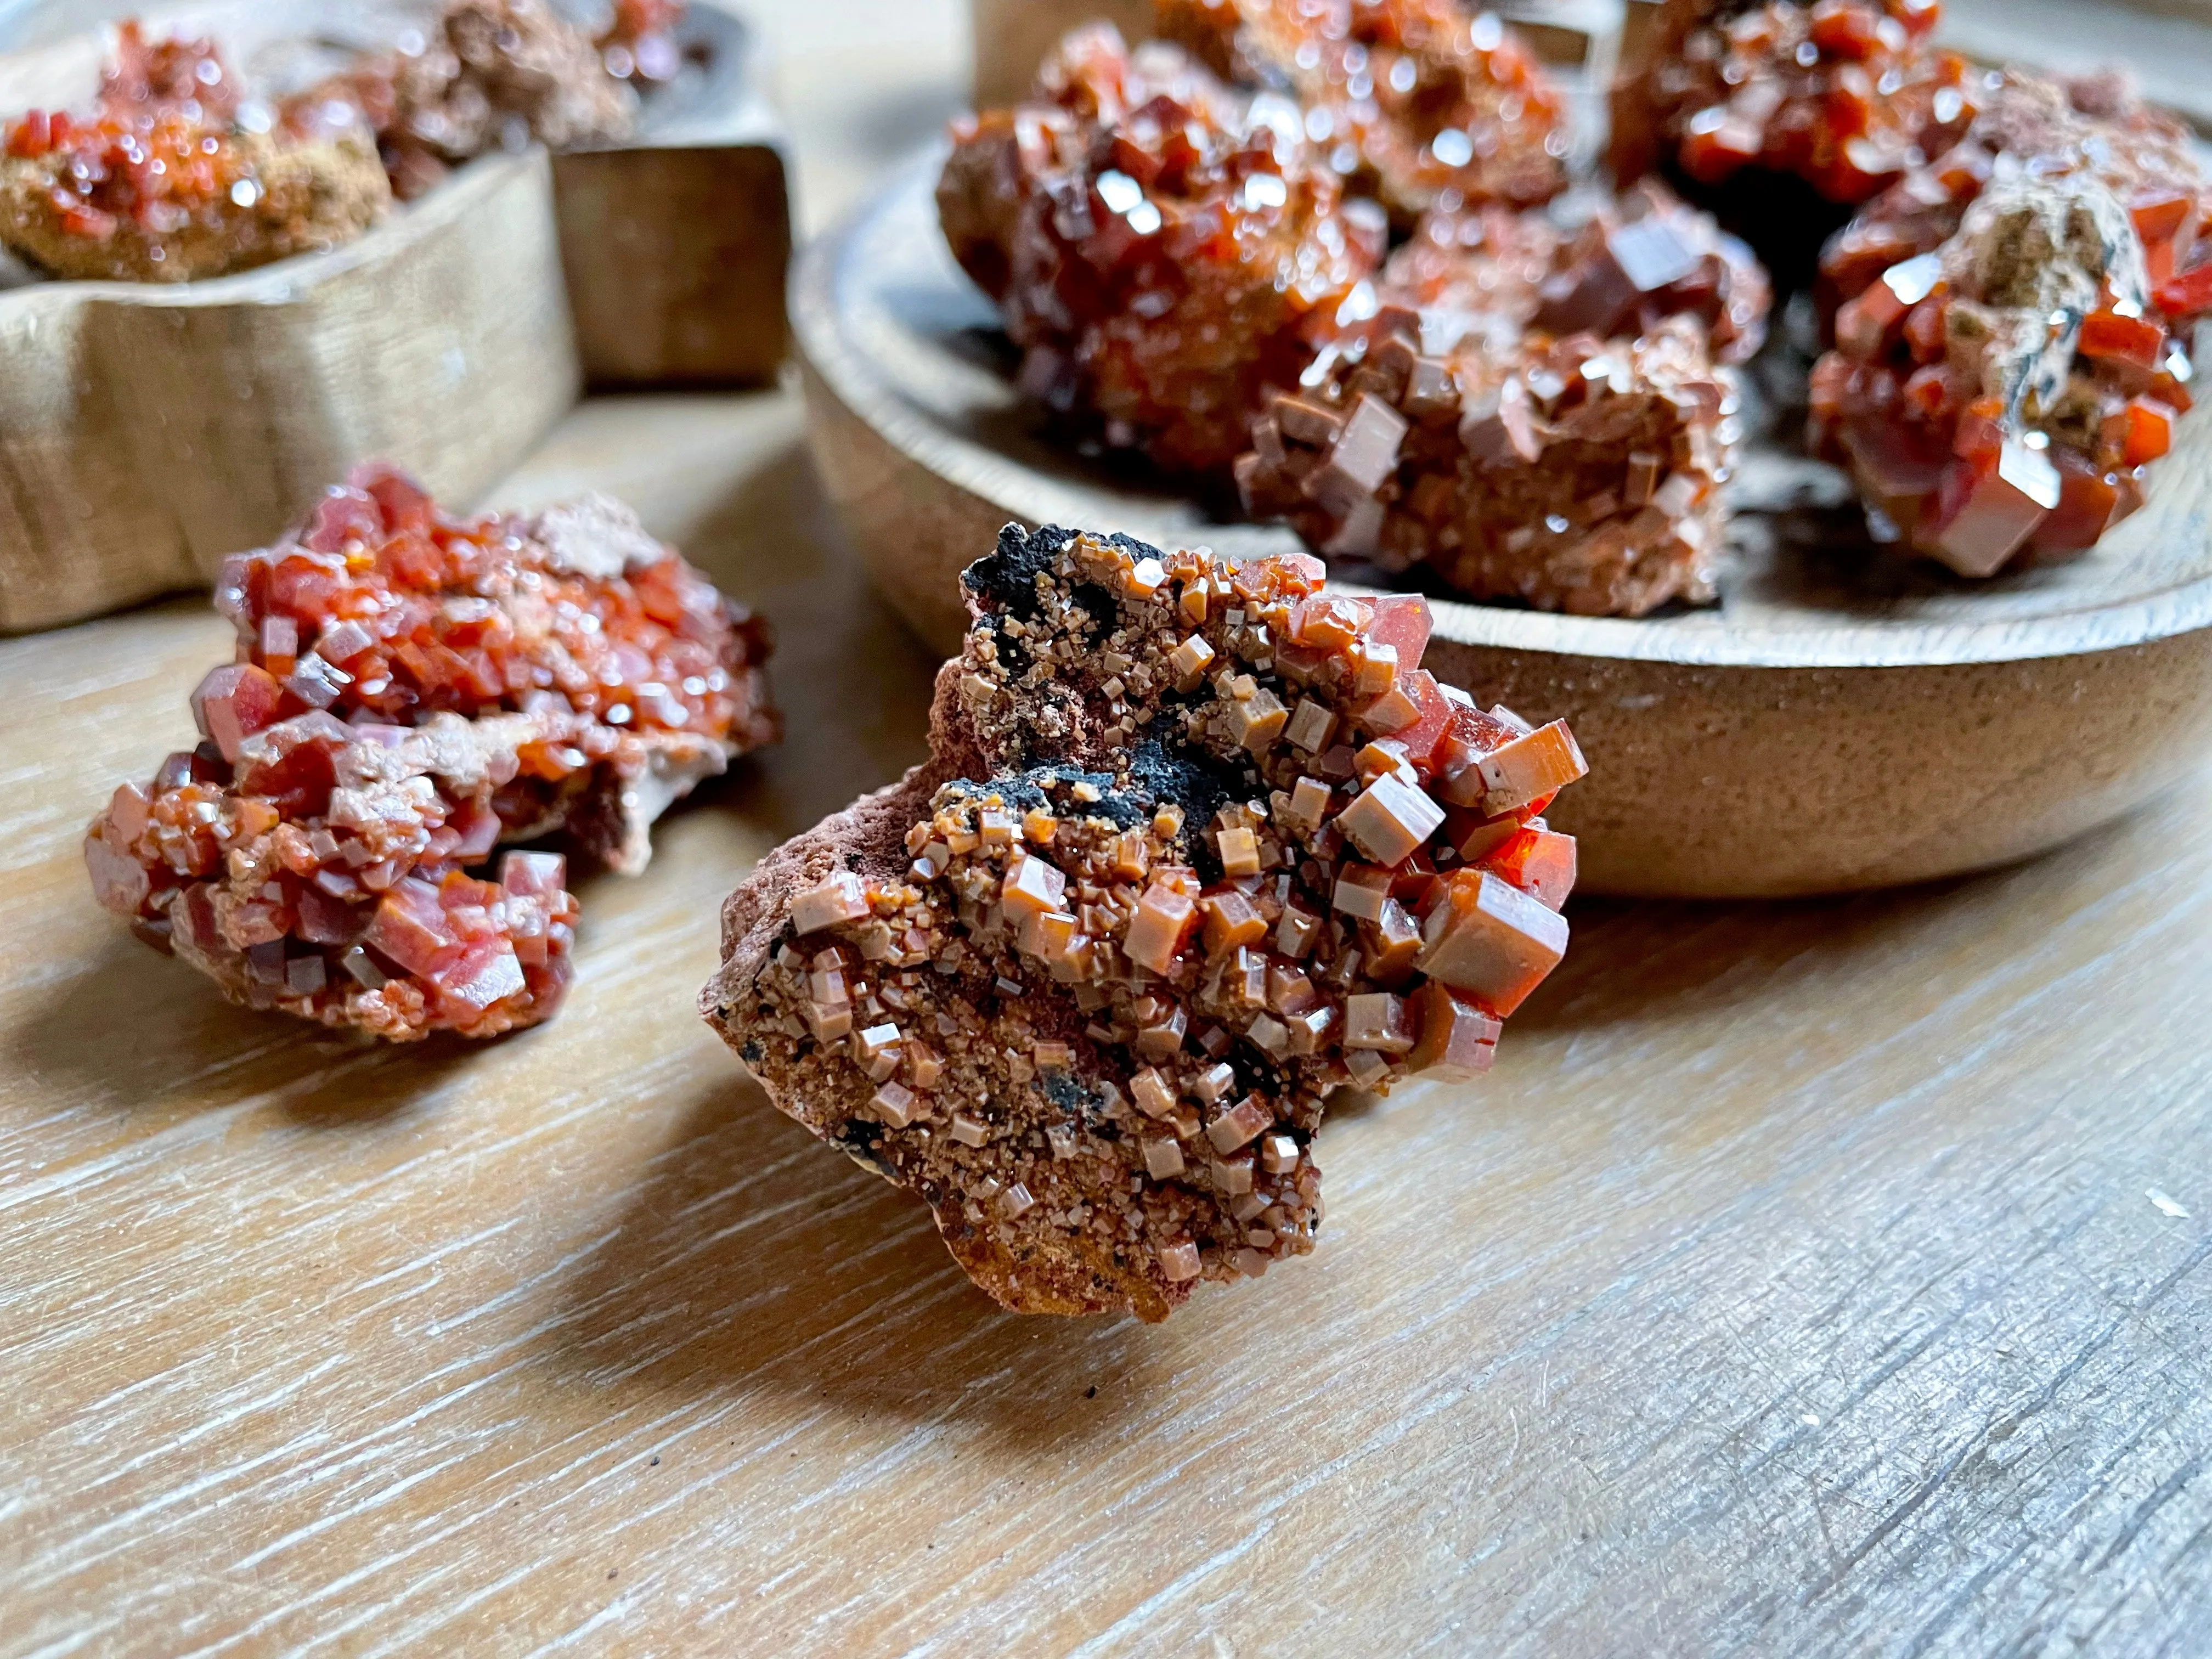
1617 3 2212 578
0 22 390 283
703 527 1585 1321
940 3 1769 616
1808 71 2211 574
86 466 777 1041
1234 181 1765 614
288 0 671 202
938 24 1387 475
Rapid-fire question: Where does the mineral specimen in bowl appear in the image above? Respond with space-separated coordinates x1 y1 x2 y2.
702 526 1585 1321
1234 179 1764 614
1610 0 1977 284
1809 70 2212 578
1157 0 1571 220
290 0 662 203
86 465 778 1041
939 22 1386 476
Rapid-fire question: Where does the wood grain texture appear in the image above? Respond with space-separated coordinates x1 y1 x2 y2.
4 3 2211 1651
794 152 2212 898
3 386 2211 1656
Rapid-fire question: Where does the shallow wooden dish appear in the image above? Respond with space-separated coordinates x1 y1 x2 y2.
795 151 2212 899
0 0 789 635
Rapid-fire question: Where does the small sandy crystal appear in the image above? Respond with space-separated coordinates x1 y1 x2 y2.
702 526 1587 1321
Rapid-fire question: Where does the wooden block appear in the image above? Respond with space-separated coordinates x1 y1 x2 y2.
0 150 578 635
1496 0 1624 72
557 2 793 387
0 0 793 631
973 0 1156 109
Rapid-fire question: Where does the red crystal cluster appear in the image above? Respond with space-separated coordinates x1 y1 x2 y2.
1612 0 1975 210
942 9 1773 614
1809 72 2211 574
705 527 1585 1319
1159 0 1571 218
940 25 1386 475
87 466 777 1041
288 0 654 202
4 24 245 246
1 21 390 282
1234 182 1757 613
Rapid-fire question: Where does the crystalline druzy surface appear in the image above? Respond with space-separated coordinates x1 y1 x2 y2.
938 25 1386 476
1234 188 1756 617
1809 71 2212 575
88 466 778 1042
213 464 779 873
88 713 579 1041
1157 0 1570 219
1612 0 1976 212
704 527 1587 1322
287 0 649 203
0 21 390 283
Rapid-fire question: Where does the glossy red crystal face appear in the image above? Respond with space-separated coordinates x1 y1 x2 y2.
1809 70 2210 574
940 27 1386 476
88 464 778 1042
1628 0 1973 208
1161 0 1571 217
214 466 764 778
3 22 250 242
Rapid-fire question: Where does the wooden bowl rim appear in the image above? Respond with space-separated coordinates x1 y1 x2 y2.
795 145 2212 673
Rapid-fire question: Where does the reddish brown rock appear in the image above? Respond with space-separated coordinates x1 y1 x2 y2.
1610 0 1977 286
88 466 778 1042
1235 189 1753 616
1809 71 2212 575
938 24 1385 476
1 22 390 283
1157 0 1571 219
702 526 1585 1321
288 0 648 202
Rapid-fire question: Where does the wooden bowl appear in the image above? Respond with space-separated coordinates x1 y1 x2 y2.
793 150 2212 899
0 0 789 635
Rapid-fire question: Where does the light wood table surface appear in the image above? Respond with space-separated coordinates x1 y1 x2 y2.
5 3 2212 1655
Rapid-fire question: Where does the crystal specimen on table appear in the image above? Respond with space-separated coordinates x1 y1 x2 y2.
212 464 778 874
937 24 1385 475
1809 71 2212 575
1 22 390 283
87 465 777 1041
703 526 1587 1321
1156 0 1570 220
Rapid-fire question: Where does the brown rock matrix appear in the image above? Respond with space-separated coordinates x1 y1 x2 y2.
1235 183 1757 614
1809 70 2212 576
938 24 1387 475
1158 0 1570 219
1 22 390 283
702 526 1586 1321
86 466 777 1041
